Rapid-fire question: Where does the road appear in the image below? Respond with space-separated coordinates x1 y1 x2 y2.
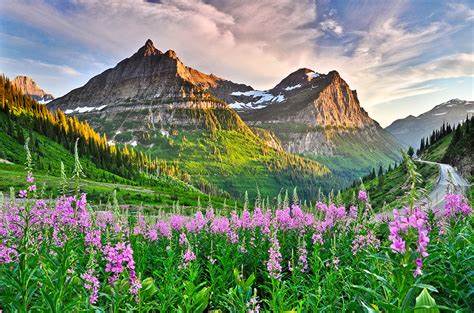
416 160 470 209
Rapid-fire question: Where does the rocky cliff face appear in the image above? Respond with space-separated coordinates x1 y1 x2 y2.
386 99 474 149
220 69 400 161
12 76 54 103
49 39 247 112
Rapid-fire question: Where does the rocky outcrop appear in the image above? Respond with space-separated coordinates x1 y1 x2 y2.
12 76 54 103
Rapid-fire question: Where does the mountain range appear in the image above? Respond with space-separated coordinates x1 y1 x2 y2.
12 76 54 103
48 39 401 196
386 99 474 149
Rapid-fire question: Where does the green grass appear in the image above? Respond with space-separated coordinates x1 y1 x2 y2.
342 162 439 210
0 112 231 210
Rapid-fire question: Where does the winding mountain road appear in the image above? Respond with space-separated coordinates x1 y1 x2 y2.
416 160 470 209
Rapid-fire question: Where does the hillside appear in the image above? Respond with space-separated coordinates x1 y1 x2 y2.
344 116 474 209
386 98 474 149
0 75 228 209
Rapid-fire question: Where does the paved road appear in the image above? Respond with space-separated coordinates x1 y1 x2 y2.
416 160 470 209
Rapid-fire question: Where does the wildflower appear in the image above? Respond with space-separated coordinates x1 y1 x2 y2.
298 238 308 272
81 269 100 304
18 190 27 198
0 243 18 264
26 172 35 183
179 232 187 245
388 207 430 276
312 233 323 245
444 194 472 217
351 229 380 255
28 184 37 192
358 190 368 202
267 233 282 279
85 229 102 248
183 249 196 265
103 242 140 294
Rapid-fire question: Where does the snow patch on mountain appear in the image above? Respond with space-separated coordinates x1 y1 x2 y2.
306 71 320 80
284 84 301 91
230 89 285 109
64 105 107 114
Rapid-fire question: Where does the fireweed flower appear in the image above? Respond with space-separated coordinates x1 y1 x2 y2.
0 243 18 264
351 229 380 255
358 190 368 202
18 190 27 198
444 194 472 217
267 232 282 279
388 207 430 276
298 235 308 272
81 269 100 304
179 232 187 245
85 229 102 249
103 242 140 294
26 172 35 183
183 249 196 266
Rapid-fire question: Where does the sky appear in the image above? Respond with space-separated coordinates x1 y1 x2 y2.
0 0 473 127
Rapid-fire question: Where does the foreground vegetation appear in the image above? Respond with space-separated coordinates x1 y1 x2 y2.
0 147 472 312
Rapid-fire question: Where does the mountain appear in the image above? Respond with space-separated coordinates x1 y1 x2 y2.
386 99 474 149
1 75 227 209
218 68 402 183
12 75 54 103
49 39 401 195
49 39 329 199
48 39 249 112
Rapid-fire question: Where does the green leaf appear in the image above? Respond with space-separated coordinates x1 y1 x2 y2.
414 288 440 313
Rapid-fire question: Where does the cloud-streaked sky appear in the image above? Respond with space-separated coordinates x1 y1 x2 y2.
0 0 473 126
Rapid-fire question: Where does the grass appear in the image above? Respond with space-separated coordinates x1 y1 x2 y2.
0 112 231 210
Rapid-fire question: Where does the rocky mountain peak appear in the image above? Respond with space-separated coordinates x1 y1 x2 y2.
12 75 54 103
134 39 162 57
164 49 178 59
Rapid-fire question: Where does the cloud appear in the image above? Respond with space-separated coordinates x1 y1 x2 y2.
447 2 474 21
0 57 80 77
1 0 472 124
320 19 343 35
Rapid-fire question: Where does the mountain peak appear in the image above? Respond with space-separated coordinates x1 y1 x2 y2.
12 75 54 103
135 38 162 57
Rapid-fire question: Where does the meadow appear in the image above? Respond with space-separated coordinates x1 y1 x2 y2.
0 148 472 312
